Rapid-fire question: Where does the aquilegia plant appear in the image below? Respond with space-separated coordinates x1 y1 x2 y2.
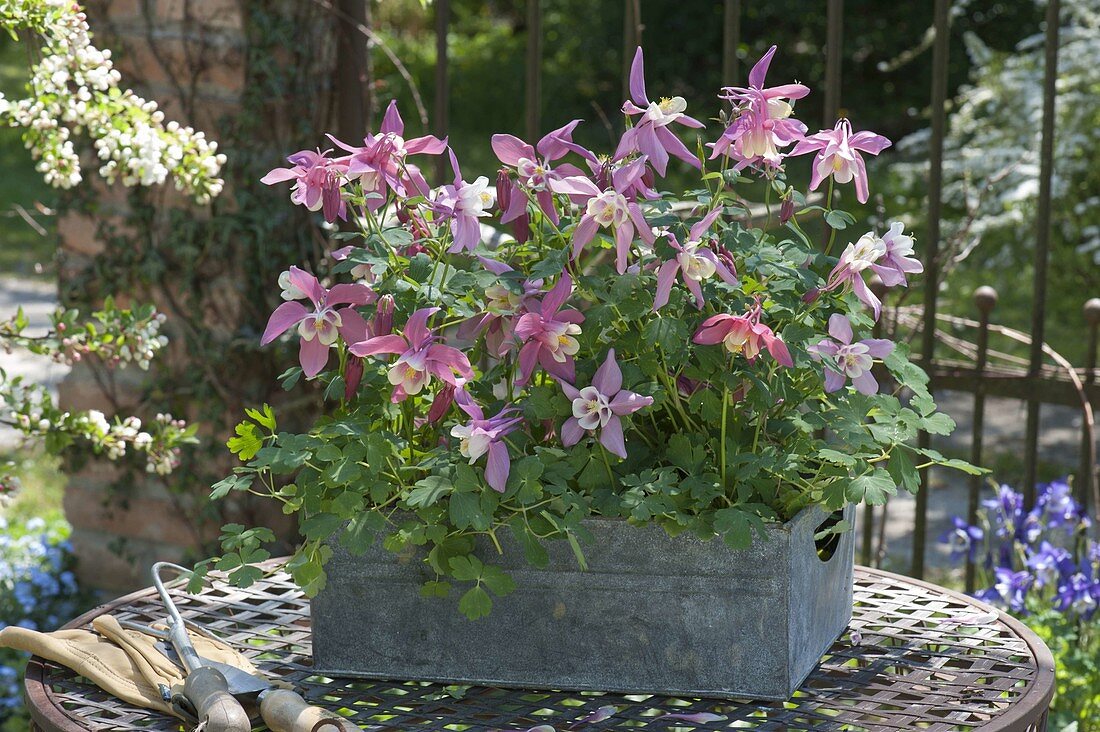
942 480 1099 619
941 480 1100 728
202 47 975 618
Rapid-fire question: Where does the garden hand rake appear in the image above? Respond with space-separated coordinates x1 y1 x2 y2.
143 562 356 732
150 562 252 732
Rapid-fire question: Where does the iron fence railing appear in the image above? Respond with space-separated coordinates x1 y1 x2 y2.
338 0 1095 586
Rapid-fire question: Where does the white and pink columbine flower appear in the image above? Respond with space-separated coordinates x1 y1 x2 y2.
261 267 373 377
872 222 923 287
450 390 523 493
513 272 585 385
559 349 653 459
789 118 891 204
327 100 446 209
720 45 810 124
825 230 887 317
261 149 349 223
491 120 594 225
435 150 494 254
824 223 920 318
566 157 655 273
615 47 705 176
458 257 544 359
807 314 894 395
709 46 808 171
350 306 474 402
653 208 738 311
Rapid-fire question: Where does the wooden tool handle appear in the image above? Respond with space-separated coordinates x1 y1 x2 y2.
260 688 358 732
183 666 252 732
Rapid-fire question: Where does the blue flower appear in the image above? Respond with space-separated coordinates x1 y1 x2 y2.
1054 571 1099 620
939 516 984 563
1035 479 1088 532
977 568 1033 614
1026 541 1074 588
982 484 1041 544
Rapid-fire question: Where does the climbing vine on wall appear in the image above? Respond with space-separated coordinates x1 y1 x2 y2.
59 0 350 551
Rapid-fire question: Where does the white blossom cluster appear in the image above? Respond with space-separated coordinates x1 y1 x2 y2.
61 310 169 369
67 411 184 474
0 0 227 202
1 378 191 475
2 303 170 369
890 0 1100 263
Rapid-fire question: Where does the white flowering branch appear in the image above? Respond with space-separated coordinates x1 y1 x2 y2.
0 1 229 501
0 0 226 202
0 299 198 482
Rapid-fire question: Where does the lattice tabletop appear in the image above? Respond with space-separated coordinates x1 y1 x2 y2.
24 564 1055 732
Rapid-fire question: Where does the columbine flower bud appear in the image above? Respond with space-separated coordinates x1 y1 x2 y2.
594 159 612 191
344 355 364 401
495 168 511 214
512 215 531 246
427 384 455 425
779 195 795 224
372 295 395 337
802 288 821 304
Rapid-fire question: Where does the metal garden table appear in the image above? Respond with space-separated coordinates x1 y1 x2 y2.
24 563 1055 732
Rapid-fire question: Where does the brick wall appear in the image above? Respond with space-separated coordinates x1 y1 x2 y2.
57 0 310 593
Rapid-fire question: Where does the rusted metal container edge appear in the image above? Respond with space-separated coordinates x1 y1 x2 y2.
311 504 855 701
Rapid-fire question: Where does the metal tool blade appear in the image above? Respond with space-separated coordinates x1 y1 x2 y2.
154 640 271 696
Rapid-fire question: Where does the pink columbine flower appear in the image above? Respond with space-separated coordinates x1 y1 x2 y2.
435 150 494 254
708 92 807 171
692 303 793 367
807 314 894 395
261 149 349 223
451 390 523 492
513 272 585 385
615 47 705 176
349 306 474 402
492 120 593 225
872 222 923 287
458 257 543 358
261 267 374 378
559 349 653 459
328 100 446 209
566 157 656 273
824 232 888 318
653 208 738 311
720 45 810 124
789 118 891 204
709 46 808 171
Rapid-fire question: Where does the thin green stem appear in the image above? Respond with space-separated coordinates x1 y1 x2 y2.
599 445 616 486
764 184 772 229
824 177 838 255
720 384 729 489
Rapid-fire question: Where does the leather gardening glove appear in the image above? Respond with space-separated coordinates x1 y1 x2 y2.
0 614 264 719
0 619 177 715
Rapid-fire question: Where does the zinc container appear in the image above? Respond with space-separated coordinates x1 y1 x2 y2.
311 503 855 701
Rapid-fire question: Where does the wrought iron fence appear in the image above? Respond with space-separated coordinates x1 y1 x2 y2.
336 0 1096 587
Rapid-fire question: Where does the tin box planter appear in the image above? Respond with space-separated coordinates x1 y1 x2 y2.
311 503 855 701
